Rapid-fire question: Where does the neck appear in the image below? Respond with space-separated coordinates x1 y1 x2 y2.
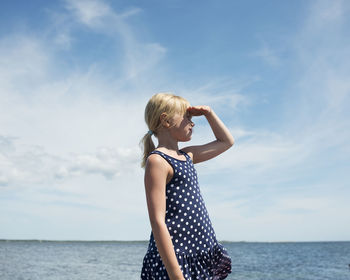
156 130 179 152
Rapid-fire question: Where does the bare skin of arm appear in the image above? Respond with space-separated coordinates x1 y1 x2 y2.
144 154 185 280
182 106 234 164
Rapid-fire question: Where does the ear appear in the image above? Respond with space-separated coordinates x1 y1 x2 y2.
160 113 171 128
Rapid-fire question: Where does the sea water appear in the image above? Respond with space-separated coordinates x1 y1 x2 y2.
0 240 349 280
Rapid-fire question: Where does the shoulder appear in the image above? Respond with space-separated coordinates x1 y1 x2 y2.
145 153 171 172
146 153 165 166
145 153 172 185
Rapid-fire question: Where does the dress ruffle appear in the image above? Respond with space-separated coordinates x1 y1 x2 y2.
177 243 232 280
141 242 231 280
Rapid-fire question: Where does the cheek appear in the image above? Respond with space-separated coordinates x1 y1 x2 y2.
186 120 193 127
177 119 187 128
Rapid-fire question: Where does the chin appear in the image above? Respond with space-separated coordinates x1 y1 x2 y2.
179 136 192 142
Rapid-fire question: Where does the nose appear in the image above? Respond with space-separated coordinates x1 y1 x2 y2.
191 120 195 127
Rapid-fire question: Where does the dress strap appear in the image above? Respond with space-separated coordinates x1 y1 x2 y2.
181 150 195 164
150 150 188 163
149 150 171 161
149 150 175 169
179 150 191 160
149 150 165 157
149 150 166 158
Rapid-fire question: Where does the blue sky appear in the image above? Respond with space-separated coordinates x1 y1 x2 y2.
0 0 349 242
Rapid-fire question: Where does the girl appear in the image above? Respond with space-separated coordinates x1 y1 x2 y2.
140 93 234 280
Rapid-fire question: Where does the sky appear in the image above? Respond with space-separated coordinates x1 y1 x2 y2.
0 0 349 242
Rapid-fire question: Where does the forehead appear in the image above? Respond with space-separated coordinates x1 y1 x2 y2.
181 108 191 116
173 105 189 115
172 110 188 120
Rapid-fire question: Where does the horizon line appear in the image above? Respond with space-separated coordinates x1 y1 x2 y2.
1 239 349 243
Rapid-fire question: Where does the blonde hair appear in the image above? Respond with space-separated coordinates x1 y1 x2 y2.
140 93 190 168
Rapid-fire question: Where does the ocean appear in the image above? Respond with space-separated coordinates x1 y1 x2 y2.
0 240 349 280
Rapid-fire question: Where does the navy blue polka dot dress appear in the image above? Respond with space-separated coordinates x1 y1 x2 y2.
141 150 232 280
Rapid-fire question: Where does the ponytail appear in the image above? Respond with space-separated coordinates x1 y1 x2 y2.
140 132 156 168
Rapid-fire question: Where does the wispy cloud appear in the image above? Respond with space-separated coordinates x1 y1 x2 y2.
0 0 162 240
252 41 281 67
178 77 258 116
62 0 166 82
0 35 50 93
64 0 113 28
0 0 349 241
55 146 140 180
0 135 139 188
193 0 350 241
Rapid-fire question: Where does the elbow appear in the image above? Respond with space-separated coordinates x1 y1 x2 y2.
227 136 235 148
149 217 166 230
219 137 234 151
230 137 235 147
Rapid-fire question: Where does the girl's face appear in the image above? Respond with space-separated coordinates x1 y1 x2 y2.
169 110 194 142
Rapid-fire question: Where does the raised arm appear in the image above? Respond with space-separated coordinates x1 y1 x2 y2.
182 106 234 164
144 155 185 280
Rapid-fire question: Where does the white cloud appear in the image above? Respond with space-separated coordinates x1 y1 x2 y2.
55 146 140 180
64 0 142 28
252 42 281 67
177 77 256 115
0 36 50 93
0 133 141 187
186 0 350 242
0 0 349 241
304 0 347 28
205 178 350 241
62 0 166 81
64 0 113 27
0 0 159 240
